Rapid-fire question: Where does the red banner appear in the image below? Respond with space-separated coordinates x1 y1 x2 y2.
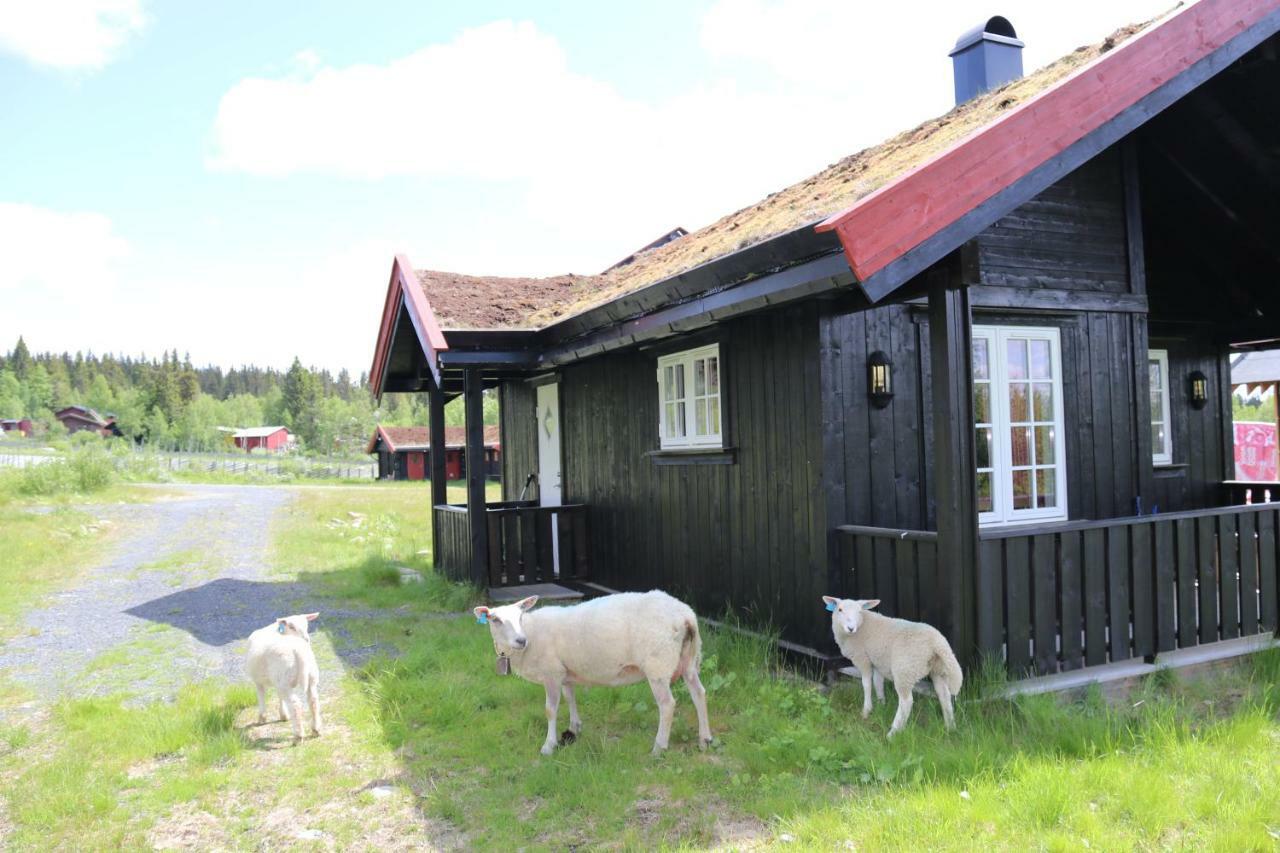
1235 421 1278 481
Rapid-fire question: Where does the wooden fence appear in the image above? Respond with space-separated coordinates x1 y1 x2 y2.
434 505 473 584
978 504 1280 676
433 502 590 587
833 525 940 625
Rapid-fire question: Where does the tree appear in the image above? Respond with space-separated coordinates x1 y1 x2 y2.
282 358 321 449
10 337 31 380
0 369 22 418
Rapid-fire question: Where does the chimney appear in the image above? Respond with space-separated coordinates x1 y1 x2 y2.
949 16 1024 105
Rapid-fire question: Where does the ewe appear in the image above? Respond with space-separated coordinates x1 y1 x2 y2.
822 596 962 737
474 591 712 756
246 612 322 742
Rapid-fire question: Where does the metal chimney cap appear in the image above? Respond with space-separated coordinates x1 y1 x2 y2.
949 16 1023 56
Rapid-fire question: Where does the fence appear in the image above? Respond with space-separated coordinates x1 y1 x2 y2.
434 502 591 587
833 524 940 625
0 449 376 480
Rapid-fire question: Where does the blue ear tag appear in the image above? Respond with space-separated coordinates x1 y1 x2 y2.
277 623 286 633
826 601 837 612
476 614 488 625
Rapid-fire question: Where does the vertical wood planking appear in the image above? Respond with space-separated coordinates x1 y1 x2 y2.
1217 514 1240 639
1005 537 1032 675
896 540 920 621
976 538 1006 662
1131 522 1154 659
1083 529 1107 665
1175 518 1198 646
1032 534 1058 674
1153 520 1177 651
1106 526 1132 662
1259 510 1278 632
1059 530 1084 670
1238 512 1258 635
1196 515 1218 644
873 537 897 615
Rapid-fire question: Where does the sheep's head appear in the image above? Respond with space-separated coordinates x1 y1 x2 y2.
473 595 539 654
276 612 319 643
822 596 879 635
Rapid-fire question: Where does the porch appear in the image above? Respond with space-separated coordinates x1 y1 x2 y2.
433 500 591 590
835 500 1280 678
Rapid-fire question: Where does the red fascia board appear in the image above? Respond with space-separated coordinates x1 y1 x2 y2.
369 255 450 399
817 0 1280 288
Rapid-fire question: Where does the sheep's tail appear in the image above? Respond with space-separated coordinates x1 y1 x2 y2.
676 618 702 679
931 636 963 697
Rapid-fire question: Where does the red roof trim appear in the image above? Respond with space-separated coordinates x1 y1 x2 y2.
817 0 1280 288
369 254 450 399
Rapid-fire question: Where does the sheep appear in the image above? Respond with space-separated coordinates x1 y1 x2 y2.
245 612 322 742
473 591 712 756
822 596 962 737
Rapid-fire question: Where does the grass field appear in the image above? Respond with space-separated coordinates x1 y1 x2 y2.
1 483 1278 849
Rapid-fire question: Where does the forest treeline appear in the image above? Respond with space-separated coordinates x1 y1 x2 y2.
0 337 496 455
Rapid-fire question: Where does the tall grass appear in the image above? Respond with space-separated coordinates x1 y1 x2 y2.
0 444 117 499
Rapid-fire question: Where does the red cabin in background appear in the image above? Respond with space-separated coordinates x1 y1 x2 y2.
366 424 500 481
54 406 123 438
0 418 33 437
232 426 292 453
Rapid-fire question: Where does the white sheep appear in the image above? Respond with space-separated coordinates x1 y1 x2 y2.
473 591 712 756
822 596 962 737
245 612 322 742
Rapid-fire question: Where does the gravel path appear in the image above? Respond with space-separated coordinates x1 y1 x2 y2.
0 484 340 704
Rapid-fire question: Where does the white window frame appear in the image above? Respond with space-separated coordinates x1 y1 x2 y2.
973 325 1069 526
657 344 723 450
1149 349 1173 466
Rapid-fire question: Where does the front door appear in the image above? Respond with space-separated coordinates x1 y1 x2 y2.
536 382 562 574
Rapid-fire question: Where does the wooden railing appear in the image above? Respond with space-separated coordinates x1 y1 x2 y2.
432 502 591 587
833 525 940 625
978 504 1280 676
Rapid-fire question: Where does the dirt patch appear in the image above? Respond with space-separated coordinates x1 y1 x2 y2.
625 787 768 849
147 802 234 851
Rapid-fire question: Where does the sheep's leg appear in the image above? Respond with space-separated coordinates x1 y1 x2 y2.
540 681 561 756
888 680 914 738
858 663 874 719
682 669 713 748
307 679 322 736
561 684 582 735
279 694 290 722
648 677 676 755
873 668 885 703
280 689 304 742
932 674 955 731
255 684 268 725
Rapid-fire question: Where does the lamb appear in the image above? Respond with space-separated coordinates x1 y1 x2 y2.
245 612 322 742
473 590 712 756
822 596 962 737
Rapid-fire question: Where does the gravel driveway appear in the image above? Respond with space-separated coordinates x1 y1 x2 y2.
0 484 320 704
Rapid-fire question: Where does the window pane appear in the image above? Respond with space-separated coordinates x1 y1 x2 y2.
694 359 706 396
1034 426 1054 464
1033 383 1054 421
1150 388 1162 415
1012 469 1032 510
1149 360 1161 388
977 472 993 513
695 399 707 435
1011 426 1031 466
976 427 992 469
709 398 720 435
974 384 991 424
973 338 990 380
1152 423 1165 454
664 366 674 401
708 357 719 393
1007 339 1028 380
1010 383 1030 422
1036 469 1057 508
665 403 677 437
675 402 686 436
1029 339 1052 380
675 364 685 398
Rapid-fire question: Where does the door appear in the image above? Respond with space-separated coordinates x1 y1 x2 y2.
407 451 425 480
536 382 562 574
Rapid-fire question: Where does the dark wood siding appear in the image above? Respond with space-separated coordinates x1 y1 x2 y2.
1149 337 1233 512
500 381 538 502
974 148 1129 293
556 305 829 649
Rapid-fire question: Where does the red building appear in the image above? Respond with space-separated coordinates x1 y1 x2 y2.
0 418 33 437
54 406 122 437
366 424 499 481
232 426 292 453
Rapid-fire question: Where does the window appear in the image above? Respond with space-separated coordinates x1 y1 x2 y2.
972 326 1068 525
657 344 722 449
1149 349 1172 465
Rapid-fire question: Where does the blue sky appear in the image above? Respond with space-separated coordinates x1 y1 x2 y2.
1 0 1173 375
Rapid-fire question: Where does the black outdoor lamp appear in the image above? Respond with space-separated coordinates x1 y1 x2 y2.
868 351 893 409
1188 370 1208 410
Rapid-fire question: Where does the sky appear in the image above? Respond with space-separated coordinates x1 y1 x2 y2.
0 0 1177 375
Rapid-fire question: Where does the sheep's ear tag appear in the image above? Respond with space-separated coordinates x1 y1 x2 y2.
476 614 488 625
496 655 510 675
826 601 837 612
277 622 286 634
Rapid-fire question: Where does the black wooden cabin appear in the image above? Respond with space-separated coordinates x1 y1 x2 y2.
370 0 1280 678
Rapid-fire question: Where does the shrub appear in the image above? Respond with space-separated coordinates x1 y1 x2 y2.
9 445 117 497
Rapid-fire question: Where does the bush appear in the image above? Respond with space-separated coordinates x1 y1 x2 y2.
8 445 117 497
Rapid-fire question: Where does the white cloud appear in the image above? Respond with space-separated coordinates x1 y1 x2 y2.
0 203 130 294
0 0 147 71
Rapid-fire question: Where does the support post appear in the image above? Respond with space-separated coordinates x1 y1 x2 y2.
927 255 979 666
464 368 490 586
428 386 448 570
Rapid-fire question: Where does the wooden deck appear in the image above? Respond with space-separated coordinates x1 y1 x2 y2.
488 583 584 604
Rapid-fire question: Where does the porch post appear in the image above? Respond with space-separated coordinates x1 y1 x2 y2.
464 367 490 586
428 385 447 571
927 255 979 666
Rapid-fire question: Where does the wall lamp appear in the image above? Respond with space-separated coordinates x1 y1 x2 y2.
1189 370 1208 410
868 351 893 409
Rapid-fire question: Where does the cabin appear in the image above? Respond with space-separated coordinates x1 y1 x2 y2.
369 0 1280 679
366 424 500 481
0 418 33 437
55 406 122 438
1231 350 1280 491
232 426 291 453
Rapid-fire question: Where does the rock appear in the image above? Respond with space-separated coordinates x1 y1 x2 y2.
416 549 430 557
396 567 423 584
369 785 395 799
295 828 326 840
347 511 365 519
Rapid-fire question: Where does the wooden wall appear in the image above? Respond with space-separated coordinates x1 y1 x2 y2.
500 380 538 502
554 304 830 650
1149 335 1233 512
